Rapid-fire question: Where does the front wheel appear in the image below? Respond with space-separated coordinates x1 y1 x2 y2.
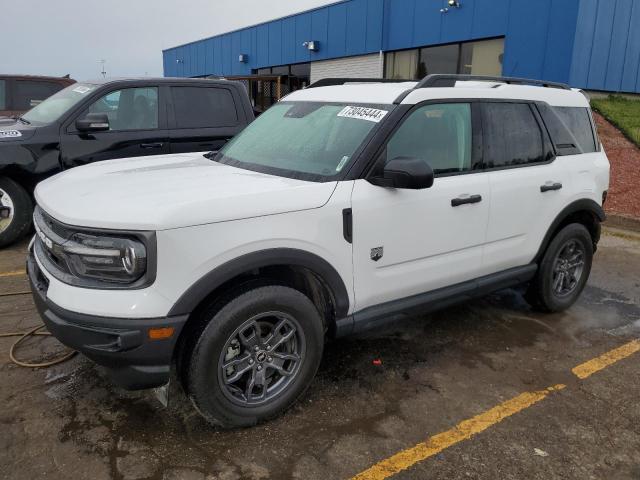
527 223 594 312
185 285 324 428
0 177 33 249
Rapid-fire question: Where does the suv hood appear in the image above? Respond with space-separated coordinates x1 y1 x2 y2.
35 152 338 230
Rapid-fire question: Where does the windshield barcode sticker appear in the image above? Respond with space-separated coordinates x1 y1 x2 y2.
72 86 93 94
337 106 388 123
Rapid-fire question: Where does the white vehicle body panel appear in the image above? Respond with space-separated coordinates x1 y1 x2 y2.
35 152 336 231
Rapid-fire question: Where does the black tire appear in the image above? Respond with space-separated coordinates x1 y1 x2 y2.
527 223 594 312
185 285 324 428
0 177 33 249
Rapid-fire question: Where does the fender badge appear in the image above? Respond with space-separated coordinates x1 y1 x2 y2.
370 246 384 262
0 130 22 138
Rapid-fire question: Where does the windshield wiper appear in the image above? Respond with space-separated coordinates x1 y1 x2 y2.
17 116 31 125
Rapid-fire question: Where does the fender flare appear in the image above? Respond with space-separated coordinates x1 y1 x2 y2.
167 248 350 318
534 198 605 263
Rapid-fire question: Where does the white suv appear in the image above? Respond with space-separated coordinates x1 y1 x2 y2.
28 75 610 427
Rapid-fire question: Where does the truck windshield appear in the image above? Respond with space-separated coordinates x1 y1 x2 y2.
21 83 98 125
215 101 391 181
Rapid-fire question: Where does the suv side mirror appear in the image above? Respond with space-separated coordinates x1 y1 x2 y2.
369 157 434 190
75 113 110 132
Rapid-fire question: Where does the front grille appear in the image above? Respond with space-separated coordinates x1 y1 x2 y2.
33 206 73 277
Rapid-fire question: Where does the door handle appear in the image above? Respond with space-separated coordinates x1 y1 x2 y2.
140 142 164 149
451 194 482 207
540 182 563 193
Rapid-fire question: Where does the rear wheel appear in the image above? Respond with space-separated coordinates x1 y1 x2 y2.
527 223 593 312
0 177 33 249
185 285 324 428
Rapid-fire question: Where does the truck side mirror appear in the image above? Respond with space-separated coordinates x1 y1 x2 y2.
76 113 110 132
368 157 434 190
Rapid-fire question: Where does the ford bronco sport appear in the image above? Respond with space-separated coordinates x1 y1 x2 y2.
28 75 609 428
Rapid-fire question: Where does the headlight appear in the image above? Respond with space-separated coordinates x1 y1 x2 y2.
32 206 156 289
64 233 147 284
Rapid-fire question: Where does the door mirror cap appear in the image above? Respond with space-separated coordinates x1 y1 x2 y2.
75 113 110 132
369 157 434 190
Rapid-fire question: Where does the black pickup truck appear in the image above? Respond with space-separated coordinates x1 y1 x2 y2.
0 78 254 247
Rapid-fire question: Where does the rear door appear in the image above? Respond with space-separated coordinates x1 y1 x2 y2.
60 85 170 169
480 102 570 275
168 85 244 154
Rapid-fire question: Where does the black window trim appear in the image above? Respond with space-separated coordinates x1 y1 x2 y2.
168 84 240 130
478 100 556 173
64 84 166 134
350 99 485 182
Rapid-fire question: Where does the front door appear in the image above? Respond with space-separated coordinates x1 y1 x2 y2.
351 102 490 312
61 85 170 169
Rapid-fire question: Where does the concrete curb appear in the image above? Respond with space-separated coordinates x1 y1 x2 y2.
606 214 640 233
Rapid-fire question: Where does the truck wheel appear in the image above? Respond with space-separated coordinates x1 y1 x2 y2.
0 177 33 249
185 285 324 428
526 223 593 312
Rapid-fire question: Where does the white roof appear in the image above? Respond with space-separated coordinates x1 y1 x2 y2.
286 80 590 108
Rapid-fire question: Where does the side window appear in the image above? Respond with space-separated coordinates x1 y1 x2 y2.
538 105 597 154
385 103 473 175
171 87 238 129
14 80 63 110
482 103 545 168
83 87 158 131
0 80 6 110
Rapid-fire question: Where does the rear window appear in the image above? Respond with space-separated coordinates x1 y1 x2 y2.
482 103 546 168
538 105 597 155
0 80 5 110
172 87 238 129
14 80 64 111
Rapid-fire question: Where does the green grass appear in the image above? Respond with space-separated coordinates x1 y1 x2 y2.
591 94 640 147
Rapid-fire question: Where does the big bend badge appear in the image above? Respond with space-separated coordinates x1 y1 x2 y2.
370 246 384 262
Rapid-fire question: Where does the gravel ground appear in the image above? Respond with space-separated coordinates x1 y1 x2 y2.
595 112 640 219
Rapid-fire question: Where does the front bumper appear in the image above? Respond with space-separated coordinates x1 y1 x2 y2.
27 250 188 390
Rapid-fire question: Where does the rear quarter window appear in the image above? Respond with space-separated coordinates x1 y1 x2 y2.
538 105 597 155
172 86 239 129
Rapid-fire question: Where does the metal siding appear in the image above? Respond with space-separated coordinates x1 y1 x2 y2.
441 0 475 44
345 0 368 55
365 0 384 51
269 21 283 67
569 0 598 87
412 0 442 47
502 0 552 79
257 24 269 67
622 1 640 92
295 13 312 64
385 0 415 50
542 0 580 83
282 17 297 65
587 0 617 89
605 0 634 91
231 31 242 75
328 3 348 58
311 8 330 61
213 37 223 74
471 0 509 38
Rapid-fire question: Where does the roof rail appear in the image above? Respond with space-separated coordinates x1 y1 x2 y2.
307 78 413 89
415 74 571 90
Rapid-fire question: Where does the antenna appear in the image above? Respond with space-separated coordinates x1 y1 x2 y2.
99 59 107 78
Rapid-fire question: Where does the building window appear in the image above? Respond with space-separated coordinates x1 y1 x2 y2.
385 37 504 80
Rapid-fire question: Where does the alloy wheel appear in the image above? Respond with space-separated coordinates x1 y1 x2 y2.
0 188 14 234
551 239 586 297
218 311 305 406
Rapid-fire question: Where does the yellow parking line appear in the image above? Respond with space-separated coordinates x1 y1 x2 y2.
351 385 566 480
572 339 640 379
0 270 25 278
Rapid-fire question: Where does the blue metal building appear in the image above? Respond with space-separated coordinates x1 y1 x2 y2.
163 0 640 94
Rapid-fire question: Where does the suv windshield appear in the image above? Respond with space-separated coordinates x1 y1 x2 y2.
215 102 391 181
22 83 98 125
